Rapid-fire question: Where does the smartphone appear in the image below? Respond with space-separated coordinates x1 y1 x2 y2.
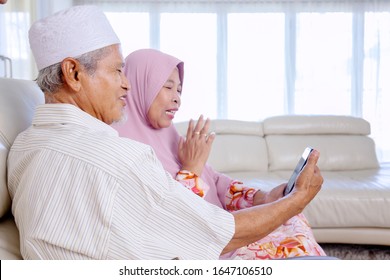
283 147 314 196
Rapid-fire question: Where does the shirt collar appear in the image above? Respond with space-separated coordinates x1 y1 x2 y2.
32 104 119 136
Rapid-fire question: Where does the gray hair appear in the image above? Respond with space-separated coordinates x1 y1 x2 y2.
36 46 112 94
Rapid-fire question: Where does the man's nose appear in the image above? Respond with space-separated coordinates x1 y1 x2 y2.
122 74 130 91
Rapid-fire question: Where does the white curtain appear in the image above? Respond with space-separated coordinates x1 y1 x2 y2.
1 0 390 162
0 0 72 79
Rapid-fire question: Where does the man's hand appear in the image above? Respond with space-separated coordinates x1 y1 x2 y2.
289 149 323 208
253 183 286 205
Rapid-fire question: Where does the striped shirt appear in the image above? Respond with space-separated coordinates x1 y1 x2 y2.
7 104 234 260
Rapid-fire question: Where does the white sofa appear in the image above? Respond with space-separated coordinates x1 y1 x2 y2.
0 78 44 259
175 115 390 247
1 77 390 259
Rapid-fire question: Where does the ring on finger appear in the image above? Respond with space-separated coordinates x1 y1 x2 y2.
201 133 207 137
194 131 200 135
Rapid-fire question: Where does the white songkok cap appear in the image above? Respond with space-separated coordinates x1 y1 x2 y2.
29 5 120 71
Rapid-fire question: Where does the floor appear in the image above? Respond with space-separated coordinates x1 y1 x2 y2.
320 243 390 260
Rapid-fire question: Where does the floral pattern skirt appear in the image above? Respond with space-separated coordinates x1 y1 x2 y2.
221 213 326 260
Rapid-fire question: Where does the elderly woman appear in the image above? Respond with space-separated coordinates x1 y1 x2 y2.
113 49 326 259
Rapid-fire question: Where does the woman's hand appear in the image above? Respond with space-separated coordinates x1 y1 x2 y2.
178 115 216 176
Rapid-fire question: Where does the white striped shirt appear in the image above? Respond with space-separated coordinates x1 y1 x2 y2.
7 104 234 260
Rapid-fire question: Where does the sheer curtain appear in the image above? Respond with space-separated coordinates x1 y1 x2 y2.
0 0 72 79
1 0 390 162
0 0 33 79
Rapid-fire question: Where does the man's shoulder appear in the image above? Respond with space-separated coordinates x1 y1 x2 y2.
106 135 154 158
71 131 155 165
11 125 156 172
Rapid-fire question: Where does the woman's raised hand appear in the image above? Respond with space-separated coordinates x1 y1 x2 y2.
178 115 216 176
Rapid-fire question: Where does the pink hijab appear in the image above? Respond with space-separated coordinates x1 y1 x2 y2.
114 49 232 208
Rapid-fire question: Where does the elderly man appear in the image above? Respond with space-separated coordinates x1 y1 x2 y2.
7 5 323 260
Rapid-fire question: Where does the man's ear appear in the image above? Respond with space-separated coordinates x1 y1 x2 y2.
61 58 82 92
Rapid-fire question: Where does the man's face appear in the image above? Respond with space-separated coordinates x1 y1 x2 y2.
80 44 129 124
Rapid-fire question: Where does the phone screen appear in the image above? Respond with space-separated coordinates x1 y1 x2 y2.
283 147 313 196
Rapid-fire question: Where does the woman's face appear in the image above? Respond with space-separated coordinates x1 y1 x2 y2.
147 67 182 129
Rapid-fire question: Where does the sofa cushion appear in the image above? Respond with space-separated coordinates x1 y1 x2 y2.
175 119 264 136
0 78 44 218
266 135 379 171
209 134 268 173
263 115 379 171
175 119 268 173
263 115 371 135
304 168 390 229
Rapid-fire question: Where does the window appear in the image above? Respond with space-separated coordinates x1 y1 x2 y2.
363 12 390 160
160 13 218 121
106 12 150 53
98 2 390 162
227 13 285 121
295 13 352 115
0 11 30 78
4 0 390 162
